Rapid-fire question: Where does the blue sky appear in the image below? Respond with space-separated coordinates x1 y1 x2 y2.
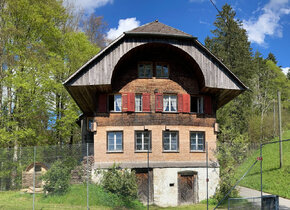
71 0 290 74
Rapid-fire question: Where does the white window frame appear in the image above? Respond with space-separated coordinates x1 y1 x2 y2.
135 131 151 152
190 132 205 152
163 95 177 112
163 131 179 152
135 94 142 112
114 94 122 112
107 131 123 152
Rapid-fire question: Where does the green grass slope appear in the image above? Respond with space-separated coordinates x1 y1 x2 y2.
236 130 290 199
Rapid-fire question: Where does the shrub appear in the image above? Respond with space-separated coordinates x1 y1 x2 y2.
42 160 71 195
100 164 138 200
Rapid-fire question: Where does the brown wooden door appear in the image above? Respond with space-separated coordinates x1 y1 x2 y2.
135 168 153 203
178 173 196 204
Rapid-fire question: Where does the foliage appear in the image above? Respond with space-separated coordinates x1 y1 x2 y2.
42 160 71 195
206 3 290 201
100 164 138 200
237 130 290 199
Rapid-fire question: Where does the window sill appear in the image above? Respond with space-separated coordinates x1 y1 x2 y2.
106 151 123 154
162 150 179 153
190 150 205 153
135 150 152 153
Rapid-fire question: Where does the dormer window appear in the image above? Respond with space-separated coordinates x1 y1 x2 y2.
156 64 169 78
138 63 152 78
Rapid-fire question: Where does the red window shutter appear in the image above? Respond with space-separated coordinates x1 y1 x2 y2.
183 94 190 113
178 94 183 113
128 93 135 112
98 94 107 112
155 93 163 112
122 93 128 112
142 93 150 112
204 95 212 115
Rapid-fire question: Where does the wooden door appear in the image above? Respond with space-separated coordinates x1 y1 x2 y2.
134 168 153 203
178 173 197 204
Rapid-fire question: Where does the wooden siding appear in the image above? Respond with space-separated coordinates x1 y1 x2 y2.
66 37 243 90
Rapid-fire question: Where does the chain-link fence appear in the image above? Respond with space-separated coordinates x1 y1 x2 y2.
0 142 216 209
0 144 92 209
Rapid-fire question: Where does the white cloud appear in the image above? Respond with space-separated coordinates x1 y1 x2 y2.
106 18 140 40
67 0 113 14
281 67 290 75
242 0 290 45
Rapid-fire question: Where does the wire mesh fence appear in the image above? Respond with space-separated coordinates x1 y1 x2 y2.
0 144 92 209
0 142 215 209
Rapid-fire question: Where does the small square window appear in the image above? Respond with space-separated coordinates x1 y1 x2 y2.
190 132 205 152
163 95 177 112
107 131 123 152
138 63 152 78
156 64 169 78
163 131 179 152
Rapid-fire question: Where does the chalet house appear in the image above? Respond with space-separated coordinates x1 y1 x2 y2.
63 21 246 207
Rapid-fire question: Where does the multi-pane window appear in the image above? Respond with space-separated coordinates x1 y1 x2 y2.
107 131 123 152
163 131 178 151
138 63 152 78
108 94 122 112
190 96 203 113
163 95 177 112
114 94 122 112
156 64 169 78
135 94 142 112
190 132 205 151
135 131 151 151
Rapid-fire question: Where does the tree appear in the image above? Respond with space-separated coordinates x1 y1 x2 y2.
81 14 108 49
266 52 277 64
205 4 254 200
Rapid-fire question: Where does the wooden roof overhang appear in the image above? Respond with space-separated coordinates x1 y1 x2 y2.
64 21 247 115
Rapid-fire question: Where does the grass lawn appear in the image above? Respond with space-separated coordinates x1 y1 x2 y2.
236 130 290 199
0 185 219 210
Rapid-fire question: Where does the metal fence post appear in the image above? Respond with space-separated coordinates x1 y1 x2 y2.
87 143 89 210
33 146 36 210
206 142 209 210
260 144 263 209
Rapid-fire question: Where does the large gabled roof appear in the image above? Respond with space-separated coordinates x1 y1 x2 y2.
127 20 194 38
63 20 248 114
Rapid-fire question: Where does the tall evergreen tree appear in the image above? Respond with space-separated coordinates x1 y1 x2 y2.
266 52 278 64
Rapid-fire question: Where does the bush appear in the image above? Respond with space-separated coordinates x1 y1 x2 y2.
100 164 138 200
42 160 71 195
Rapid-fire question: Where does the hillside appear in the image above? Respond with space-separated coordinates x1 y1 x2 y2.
236 130 290 199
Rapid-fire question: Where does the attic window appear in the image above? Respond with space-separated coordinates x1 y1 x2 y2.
138 63 152 78
156 64 169 78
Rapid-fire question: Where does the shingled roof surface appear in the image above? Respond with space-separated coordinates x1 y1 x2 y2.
127 20 193 37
